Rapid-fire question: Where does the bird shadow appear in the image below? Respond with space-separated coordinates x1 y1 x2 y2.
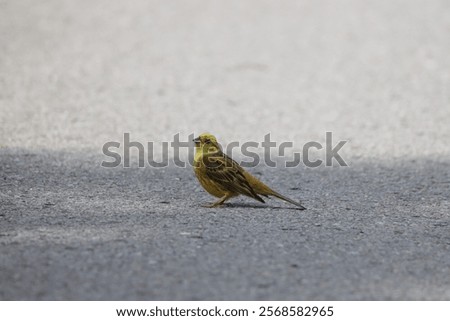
220 202 305 211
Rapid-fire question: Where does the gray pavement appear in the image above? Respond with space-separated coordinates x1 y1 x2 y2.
1 0 450 300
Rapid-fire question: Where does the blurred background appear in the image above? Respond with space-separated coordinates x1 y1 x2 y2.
1 0 449 160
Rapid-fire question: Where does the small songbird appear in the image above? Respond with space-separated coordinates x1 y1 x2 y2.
193 133 306 209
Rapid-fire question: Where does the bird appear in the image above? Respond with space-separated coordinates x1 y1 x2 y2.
193 133 306 209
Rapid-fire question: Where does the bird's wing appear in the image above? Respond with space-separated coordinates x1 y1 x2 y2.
202 151 264 202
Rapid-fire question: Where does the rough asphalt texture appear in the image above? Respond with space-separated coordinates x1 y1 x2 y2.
1 0 450 300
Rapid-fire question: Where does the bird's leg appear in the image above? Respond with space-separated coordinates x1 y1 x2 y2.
203 194 232 208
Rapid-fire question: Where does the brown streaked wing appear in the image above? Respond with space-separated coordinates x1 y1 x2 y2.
202 151 264 202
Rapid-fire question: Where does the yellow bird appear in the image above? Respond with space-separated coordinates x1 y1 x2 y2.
193 133 306 209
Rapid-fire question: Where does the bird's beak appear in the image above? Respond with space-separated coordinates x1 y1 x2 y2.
193 137 201 146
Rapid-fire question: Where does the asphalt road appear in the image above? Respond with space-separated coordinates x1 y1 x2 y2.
1 150 450 300
1 0 450 300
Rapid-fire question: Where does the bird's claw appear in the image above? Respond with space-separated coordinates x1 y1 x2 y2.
201 203 223 208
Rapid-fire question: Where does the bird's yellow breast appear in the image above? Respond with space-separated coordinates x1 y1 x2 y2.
193 162 228 198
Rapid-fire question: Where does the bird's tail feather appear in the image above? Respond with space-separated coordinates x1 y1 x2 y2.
271 191 306 210
253 193 265 203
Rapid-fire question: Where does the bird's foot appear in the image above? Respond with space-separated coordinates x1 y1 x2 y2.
201 203 224 208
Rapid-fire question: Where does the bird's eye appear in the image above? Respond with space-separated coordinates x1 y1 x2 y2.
205 139 211 143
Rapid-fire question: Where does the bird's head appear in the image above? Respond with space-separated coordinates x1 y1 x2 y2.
193 133 220 151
